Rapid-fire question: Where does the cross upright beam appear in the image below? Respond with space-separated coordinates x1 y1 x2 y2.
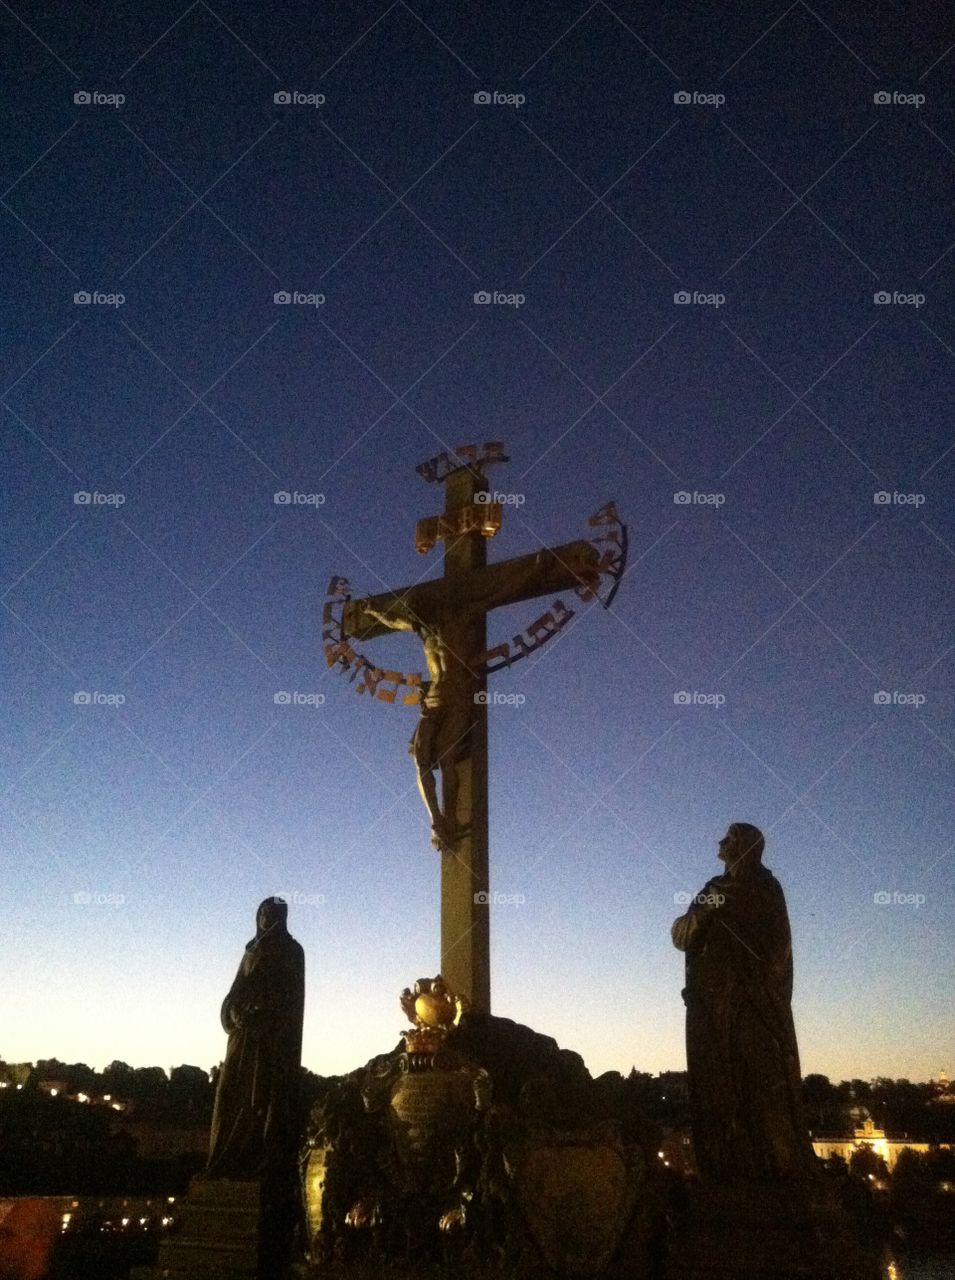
441 464 490 1013
336 446 603 1014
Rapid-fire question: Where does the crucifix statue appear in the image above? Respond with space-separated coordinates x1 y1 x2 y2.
324 442 625 1014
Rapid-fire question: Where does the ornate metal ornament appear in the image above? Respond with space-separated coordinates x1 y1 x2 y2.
338 979 488 1232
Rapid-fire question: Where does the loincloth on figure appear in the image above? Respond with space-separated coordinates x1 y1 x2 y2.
408 699 475 763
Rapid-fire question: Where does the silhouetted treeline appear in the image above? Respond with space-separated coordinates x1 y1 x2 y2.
0 1061 326 1196
1 1058 215 1117
620 1069 955 1140
6 1058 953 1137
0 1060 215 1195
802 1074 955 1140
4 1056 953 1196
0 1090 203 1195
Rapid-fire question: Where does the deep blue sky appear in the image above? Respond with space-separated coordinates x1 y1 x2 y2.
2 1 953 1081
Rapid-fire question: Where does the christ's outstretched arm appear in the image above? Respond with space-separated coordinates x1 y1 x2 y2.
360 596 418 633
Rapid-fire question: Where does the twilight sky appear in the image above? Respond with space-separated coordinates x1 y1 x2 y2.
2 1 953 1083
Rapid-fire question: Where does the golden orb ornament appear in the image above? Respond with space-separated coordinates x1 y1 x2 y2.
399 976 469 1052
414 989 454 1028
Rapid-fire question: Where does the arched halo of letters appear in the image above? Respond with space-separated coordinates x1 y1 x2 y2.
323 503 627 706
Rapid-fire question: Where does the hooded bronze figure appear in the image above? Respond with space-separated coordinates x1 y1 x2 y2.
206 897 305 1180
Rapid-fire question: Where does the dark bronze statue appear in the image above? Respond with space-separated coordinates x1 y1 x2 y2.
360 549 569 855
360 592 480 855
206 897 305 1180
671 823 813 1181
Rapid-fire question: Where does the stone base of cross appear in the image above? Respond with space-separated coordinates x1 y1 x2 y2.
338 444 603 1014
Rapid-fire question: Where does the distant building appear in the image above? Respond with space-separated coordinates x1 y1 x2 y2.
812 1118 954 1171
934 1070 955 1105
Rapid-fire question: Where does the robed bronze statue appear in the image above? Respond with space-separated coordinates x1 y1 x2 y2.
206 897 305 1179
671 823 813 1181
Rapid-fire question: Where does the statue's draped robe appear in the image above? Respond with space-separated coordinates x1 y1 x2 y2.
672 864 812 1181
206 922 305 1179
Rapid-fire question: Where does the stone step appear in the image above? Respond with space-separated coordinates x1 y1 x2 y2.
130 1180 263 1279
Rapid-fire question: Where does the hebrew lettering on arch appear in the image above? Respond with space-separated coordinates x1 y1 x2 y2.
588 502 620 528
477 642 512 672
356 663 385 695
374 670 406 704
526 610 558 644
551 599 574 627
346 655 371 684
593 527 624 547
510 631 533 659
325 639 359 670
511 626 544 659
595 548 623 575
416 453 450 483
402 673 425 706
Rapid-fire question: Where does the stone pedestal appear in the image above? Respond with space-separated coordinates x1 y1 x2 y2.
665 1180 881 1280
131 1178 260 1279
